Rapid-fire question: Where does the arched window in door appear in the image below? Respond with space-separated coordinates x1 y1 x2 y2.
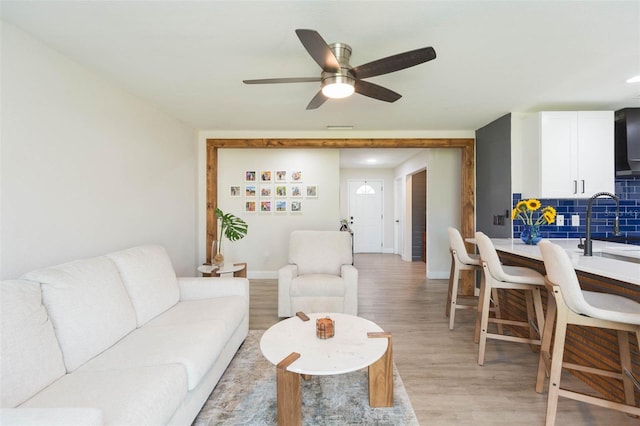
356 184 376 195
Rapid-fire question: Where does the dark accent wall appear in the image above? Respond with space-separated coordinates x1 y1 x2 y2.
476 114 512 238
412 170 427 261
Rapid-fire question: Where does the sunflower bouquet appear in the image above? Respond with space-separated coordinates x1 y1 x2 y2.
512 198 556 226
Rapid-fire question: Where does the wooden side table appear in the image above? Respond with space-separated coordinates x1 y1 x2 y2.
198 262 247 278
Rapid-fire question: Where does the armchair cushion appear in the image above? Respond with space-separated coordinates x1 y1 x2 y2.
289 231 352 275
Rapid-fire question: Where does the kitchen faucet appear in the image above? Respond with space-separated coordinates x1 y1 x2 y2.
581 192 620 256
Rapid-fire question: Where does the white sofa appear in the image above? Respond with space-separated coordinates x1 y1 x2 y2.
0 245 249 426
278 230 357 317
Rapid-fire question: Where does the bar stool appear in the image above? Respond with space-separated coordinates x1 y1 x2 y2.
446 227 502 333
536 240 640 425
475 232 546 366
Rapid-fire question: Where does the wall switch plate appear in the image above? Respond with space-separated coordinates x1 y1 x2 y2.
556 214 564 226
571 214 580 227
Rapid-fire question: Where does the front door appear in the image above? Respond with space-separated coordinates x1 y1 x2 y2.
348 180 383 253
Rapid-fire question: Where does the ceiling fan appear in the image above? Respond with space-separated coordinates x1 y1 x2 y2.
243 29 436 110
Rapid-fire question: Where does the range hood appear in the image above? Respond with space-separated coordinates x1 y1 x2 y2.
615 108 640 177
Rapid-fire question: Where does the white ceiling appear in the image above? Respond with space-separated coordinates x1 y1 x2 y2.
2 0 640 166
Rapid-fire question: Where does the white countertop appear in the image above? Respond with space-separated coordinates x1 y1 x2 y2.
487 239 640 286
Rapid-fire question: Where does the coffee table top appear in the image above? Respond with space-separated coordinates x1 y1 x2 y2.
260 313 388 376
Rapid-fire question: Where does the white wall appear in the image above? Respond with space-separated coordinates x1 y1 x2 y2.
425 149 461 279
339 168 395 252
216 149 340 277
1 23 197 279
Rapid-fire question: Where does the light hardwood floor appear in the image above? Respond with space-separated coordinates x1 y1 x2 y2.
248 253 637 425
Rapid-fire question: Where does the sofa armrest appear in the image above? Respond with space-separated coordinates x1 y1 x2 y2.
0 408 103 425
341 264 359 315
277 264 298 317
177 277 249 301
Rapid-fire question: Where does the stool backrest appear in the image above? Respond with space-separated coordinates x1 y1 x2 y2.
475 232 510 282
538 240 589 315
447 227 476 265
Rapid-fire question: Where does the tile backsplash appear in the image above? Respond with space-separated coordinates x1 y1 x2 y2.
512 176 640 245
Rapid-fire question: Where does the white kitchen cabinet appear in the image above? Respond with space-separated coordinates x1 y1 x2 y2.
521 111 614 199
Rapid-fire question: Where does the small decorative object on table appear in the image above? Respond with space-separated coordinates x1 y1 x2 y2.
512 198 556 245
316 317 335 339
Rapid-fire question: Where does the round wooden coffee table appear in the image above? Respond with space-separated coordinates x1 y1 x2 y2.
260 312 393 426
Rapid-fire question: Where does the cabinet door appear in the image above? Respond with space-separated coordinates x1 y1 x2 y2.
540 112 578 198
577 111 614 196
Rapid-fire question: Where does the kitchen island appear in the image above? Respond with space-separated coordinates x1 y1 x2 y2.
486 238 640 406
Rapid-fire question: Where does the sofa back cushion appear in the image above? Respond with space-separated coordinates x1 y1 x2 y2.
22 256 137 372
1 279 66 407
107 245 179 326
289 231 353 275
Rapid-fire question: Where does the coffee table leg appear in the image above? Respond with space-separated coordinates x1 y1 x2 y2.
367 332 393 407
277 352 301 426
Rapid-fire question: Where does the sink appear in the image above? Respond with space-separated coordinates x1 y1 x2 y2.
566 248 640 264
599 252 640 264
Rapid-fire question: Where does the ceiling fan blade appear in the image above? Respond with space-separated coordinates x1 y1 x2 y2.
351 46 436 79
306 90 328 110
243 77 320 84
354 80 402 103
295 29 340 73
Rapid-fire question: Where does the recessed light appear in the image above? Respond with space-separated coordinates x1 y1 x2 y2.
366 158 377 164
626 75 640 83
326 125 354 130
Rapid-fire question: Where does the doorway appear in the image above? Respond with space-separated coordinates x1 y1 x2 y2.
348 179 383 253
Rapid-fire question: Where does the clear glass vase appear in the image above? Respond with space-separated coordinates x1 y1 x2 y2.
520 224 542 245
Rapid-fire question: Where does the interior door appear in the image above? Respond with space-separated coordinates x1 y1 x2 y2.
348 180 383 253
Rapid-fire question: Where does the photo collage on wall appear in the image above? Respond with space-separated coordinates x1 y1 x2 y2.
229 169 318 214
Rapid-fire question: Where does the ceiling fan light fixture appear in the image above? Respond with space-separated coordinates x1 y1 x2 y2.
322 75 355 99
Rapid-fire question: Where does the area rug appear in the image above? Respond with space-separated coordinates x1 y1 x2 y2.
193 330 419 425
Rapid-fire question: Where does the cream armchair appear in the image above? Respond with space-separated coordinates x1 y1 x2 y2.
278 230 358 317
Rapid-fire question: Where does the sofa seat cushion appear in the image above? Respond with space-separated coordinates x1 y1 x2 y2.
290 274 345 297
78 298 243 390
1 280 66 408
20 364 187 426
0 408 103 425
21 256 136 372
107 245 180 327
147 295 246 329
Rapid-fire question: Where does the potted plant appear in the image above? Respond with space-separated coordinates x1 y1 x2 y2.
212 207 248 266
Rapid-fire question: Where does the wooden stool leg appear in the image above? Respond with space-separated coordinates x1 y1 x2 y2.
617 330 635 407
477 269 493 365
536 289 557 393
368 332 393 407
446 252 455 317
546 296 569 426
449 260 460 330
490 287 503 335
277 352 302 426
475 269 487 344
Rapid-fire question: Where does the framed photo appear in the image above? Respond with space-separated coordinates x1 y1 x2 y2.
290 184 303 198
260 170 272 182
275 185 287 198
306 184 318 198
245 185 256 197
275 170 287 182
290 170 303 182
245 201 256 213
290 200 302 213
260 200 272 213
230 185 241 197
260 185 272 197
275 200 287 212
245 170 256 182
